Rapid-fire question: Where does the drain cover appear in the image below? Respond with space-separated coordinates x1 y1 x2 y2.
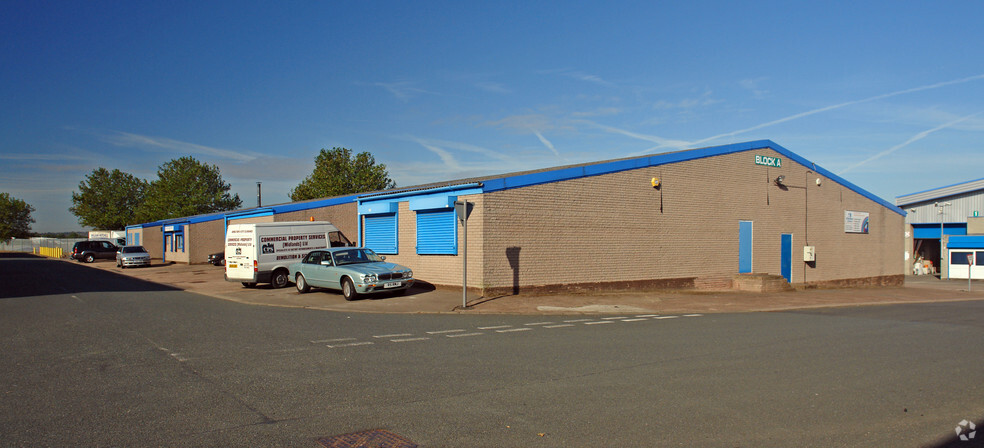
317 429 418 448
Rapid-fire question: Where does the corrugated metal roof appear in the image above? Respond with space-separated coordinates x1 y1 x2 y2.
896 177 984 206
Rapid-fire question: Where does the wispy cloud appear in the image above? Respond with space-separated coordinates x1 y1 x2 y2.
98 130 259 163
693 73 984 146
475 81 511 94
407 136 463 171
574 119 693 154
367 81 437 102
0 153 90 161
532 130 562 158
840 112 981 174
739 77 769 98
538 68 614 86
653 90 719 109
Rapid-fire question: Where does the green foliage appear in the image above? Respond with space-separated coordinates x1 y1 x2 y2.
0 192 35 239
290 147 396 201
136 156 242 222
69 168 147 230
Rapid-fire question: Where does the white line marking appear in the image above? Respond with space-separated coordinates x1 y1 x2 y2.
524 322 556 326
327 341 374 348
563 318 593 323
496 328 533 333
621 318 648 322
544 324 575 329
391 337 430 343
477 325 512 330
311 338 356 344
584 321 615 325
373 333 413 338
654 316 680 320
446 333 484 338
426 329 466 334
602 316 629 320
683 314 704 317
635 314 660 318
71 295 84 303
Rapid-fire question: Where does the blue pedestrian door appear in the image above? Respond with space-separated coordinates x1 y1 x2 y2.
780 234 792 282
739 221 753 273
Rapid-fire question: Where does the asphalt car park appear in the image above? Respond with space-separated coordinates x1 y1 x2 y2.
70 257 984 316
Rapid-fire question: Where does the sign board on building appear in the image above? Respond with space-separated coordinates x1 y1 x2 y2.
754 155 782 168
844 211 870 234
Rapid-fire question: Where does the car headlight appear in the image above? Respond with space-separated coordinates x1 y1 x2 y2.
362 273 378 283
403 270 413 279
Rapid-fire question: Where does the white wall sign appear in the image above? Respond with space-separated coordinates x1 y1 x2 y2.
845 210 870 234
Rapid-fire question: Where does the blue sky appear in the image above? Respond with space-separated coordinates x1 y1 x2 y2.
3 1 983 232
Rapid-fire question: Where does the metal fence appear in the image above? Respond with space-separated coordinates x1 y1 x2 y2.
1 238 86 258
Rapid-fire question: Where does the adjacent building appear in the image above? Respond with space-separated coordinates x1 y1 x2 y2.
897 177 984 280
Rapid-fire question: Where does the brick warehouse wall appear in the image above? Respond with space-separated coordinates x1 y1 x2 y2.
372 195 486 289
143 226 163 260
188 219 224 264
480 147 904 294
276 202 358 244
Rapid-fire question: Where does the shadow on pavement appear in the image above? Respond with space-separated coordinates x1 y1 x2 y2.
0 255 180 299
925 417 983 447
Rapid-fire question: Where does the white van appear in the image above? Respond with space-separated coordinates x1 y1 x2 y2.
224 221 347 288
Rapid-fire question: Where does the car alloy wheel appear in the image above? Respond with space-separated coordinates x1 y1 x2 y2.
296 274 310 293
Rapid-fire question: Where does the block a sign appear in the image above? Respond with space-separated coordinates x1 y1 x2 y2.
755 155 782 168
845 210 870 234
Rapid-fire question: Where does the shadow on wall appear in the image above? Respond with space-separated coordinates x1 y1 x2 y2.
506 247 521 295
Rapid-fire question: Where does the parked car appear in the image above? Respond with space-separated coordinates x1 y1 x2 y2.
71 240 119 263
288 247 414 300
116 245 151 268
208 252 225 266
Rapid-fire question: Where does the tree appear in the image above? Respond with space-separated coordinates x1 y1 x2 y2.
136 156 242 222
290 147 396 201
0 192 35 239
69 168 147 229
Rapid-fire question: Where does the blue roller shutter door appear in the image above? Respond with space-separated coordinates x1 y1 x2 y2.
417 209 457 255
364 214 398 254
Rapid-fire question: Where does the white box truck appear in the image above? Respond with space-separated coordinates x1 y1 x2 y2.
224 221 344 288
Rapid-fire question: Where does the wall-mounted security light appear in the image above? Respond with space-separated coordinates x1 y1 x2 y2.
815 178 822 186
774 175 785 186
651 177 661 189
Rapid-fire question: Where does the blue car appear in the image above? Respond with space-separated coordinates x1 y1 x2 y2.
288 247 414 300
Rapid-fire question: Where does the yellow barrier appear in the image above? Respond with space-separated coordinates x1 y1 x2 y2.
33 247 64 258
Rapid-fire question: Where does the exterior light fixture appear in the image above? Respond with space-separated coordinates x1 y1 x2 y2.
774 175 785 186
651 177 661 188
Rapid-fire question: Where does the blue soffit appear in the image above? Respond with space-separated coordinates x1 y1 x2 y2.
480 140 904 216
947 235 984 249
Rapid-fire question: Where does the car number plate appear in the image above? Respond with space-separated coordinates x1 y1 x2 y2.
383 281 401 289
229 263 237 268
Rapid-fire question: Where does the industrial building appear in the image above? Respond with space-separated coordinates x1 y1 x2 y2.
897 177 984 280
127 140 906 295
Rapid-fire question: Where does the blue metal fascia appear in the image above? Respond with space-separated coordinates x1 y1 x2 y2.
946 235 984 249
225 208 274 219
764 141 905 216
357 184 482 203
480 139 904 217
358 201 399 215
270 194 360 214
912 223 967 239
409 194 458 211
897 176 984 200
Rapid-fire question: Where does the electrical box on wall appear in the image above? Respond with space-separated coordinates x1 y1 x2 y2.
803 246 816 262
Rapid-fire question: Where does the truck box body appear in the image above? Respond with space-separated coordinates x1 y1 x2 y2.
224 221 341 286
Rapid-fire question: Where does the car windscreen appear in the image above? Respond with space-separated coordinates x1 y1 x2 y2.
122 246 147 253
332 249 383 265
